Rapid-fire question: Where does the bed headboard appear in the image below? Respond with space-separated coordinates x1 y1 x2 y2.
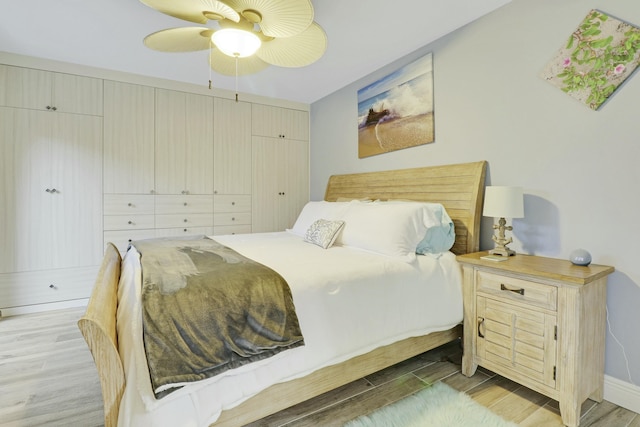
324 161 487 255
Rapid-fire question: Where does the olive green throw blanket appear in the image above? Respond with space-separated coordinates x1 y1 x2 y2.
133 236 304 398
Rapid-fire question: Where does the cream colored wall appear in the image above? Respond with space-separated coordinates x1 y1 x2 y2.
310 0 640 393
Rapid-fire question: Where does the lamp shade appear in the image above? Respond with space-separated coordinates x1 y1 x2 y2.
212 29 262 58
483 186 524 218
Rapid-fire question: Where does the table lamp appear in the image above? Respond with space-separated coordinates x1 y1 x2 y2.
483 186 524 256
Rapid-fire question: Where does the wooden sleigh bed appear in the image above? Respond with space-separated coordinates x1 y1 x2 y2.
79 160 487 427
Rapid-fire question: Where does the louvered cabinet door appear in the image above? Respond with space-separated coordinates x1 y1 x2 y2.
476 295 557 388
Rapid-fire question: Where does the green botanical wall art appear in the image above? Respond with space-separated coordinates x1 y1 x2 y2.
540 9 640 110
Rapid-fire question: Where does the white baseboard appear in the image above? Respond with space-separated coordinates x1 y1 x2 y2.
604 375 640 414
0 298 88 318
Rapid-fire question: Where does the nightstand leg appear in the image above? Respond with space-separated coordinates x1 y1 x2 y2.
462 354 477 377
461 326 477 377
559 399 581 427
589 383 604 402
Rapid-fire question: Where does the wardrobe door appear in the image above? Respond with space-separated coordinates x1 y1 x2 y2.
103 80 155 194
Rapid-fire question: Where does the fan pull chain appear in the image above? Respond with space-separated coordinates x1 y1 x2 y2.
208 40 213 90
234 55 239 102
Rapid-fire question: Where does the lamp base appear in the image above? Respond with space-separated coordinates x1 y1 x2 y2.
488 246 516 257
489 217 517 257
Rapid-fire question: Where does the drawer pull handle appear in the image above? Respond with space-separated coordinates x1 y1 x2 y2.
501 284 525 295
184 219 188 223
128 203 133 207
128 221 133 225
478 317 485 338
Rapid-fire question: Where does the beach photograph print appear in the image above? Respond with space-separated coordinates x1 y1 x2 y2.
357 52 434 158
540 9 640 110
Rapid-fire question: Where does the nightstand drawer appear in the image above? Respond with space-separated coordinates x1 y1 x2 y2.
477 270 557 311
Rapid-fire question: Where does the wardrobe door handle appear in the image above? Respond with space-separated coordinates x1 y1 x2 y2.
478 317 485 338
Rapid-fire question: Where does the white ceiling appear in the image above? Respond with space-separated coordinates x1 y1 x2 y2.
0 0 510 104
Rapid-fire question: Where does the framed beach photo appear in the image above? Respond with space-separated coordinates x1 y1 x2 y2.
357 52 435 158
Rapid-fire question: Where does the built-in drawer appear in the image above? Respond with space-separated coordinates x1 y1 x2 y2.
214 195 251 213
0 266 99 308
104 194 154 215
104 229 157 254
156 227 214 238
104 214 155 231
155 213 213 229
155 195 213 214
476 270 557 311
213 212 251 226
213 225 252 236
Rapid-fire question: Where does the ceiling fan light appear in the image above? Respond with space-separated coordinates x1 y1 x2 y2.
212 28 261 58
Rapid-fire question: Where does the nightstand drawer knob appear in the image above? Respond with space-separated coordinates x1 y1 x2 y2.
501 283 525 295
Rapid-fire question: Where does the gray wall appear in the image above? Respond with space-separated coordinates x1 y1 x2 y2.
310 0 640 386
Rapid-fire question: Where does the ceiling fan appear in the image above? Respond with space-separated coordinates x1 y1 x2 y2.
140 0 327 78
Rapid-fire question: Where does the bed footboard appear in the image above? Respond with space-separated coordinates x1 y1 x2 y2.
78 243 125 427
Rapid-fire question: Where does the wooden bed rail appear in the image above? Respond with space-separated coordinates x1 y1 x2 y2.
78 242 125 427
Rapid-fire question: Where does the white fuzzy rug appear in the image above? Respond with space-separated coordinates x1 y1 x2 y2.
344 382 519 427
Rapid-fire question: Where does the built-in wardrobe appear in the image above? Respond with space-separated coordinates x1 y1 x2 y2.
0 60 309 315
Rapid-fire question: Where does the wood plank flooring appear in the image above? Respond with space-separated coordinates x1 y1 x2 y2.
1 307 638 427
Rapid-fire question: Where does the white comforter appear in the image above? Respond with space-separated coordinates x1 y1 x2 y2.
116 231 463 426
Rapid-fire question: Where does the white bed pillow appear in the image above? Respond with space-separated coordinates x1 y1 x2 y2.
304 219 346 249
337 201 428 262
290 201 350 237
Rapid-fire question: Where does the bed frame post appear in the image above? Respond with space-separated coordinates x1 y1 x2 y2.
78 243 125 427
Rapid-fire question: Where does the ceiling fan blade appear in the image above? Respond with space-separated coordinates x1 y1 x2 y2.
209 48 270 75
139 0 239 24
256 22 326 67
144 27 214 52
223 0 313 38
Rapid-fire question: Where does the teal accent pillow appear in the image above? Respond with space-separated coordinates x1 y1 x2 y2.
415 204 455 255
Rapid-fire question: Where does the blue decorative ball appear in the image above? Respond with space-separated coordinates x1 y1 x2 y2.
570 249 592 266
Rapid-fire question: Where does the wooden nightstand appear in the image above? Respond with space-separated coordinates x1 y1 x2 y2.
457 252 614 427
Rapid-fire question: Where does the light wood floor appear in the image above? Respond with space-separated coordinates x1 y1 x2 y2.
1 307 638 427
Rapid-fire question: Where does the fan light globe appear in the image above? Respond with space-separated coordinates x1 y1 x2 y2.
212 28 261 58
